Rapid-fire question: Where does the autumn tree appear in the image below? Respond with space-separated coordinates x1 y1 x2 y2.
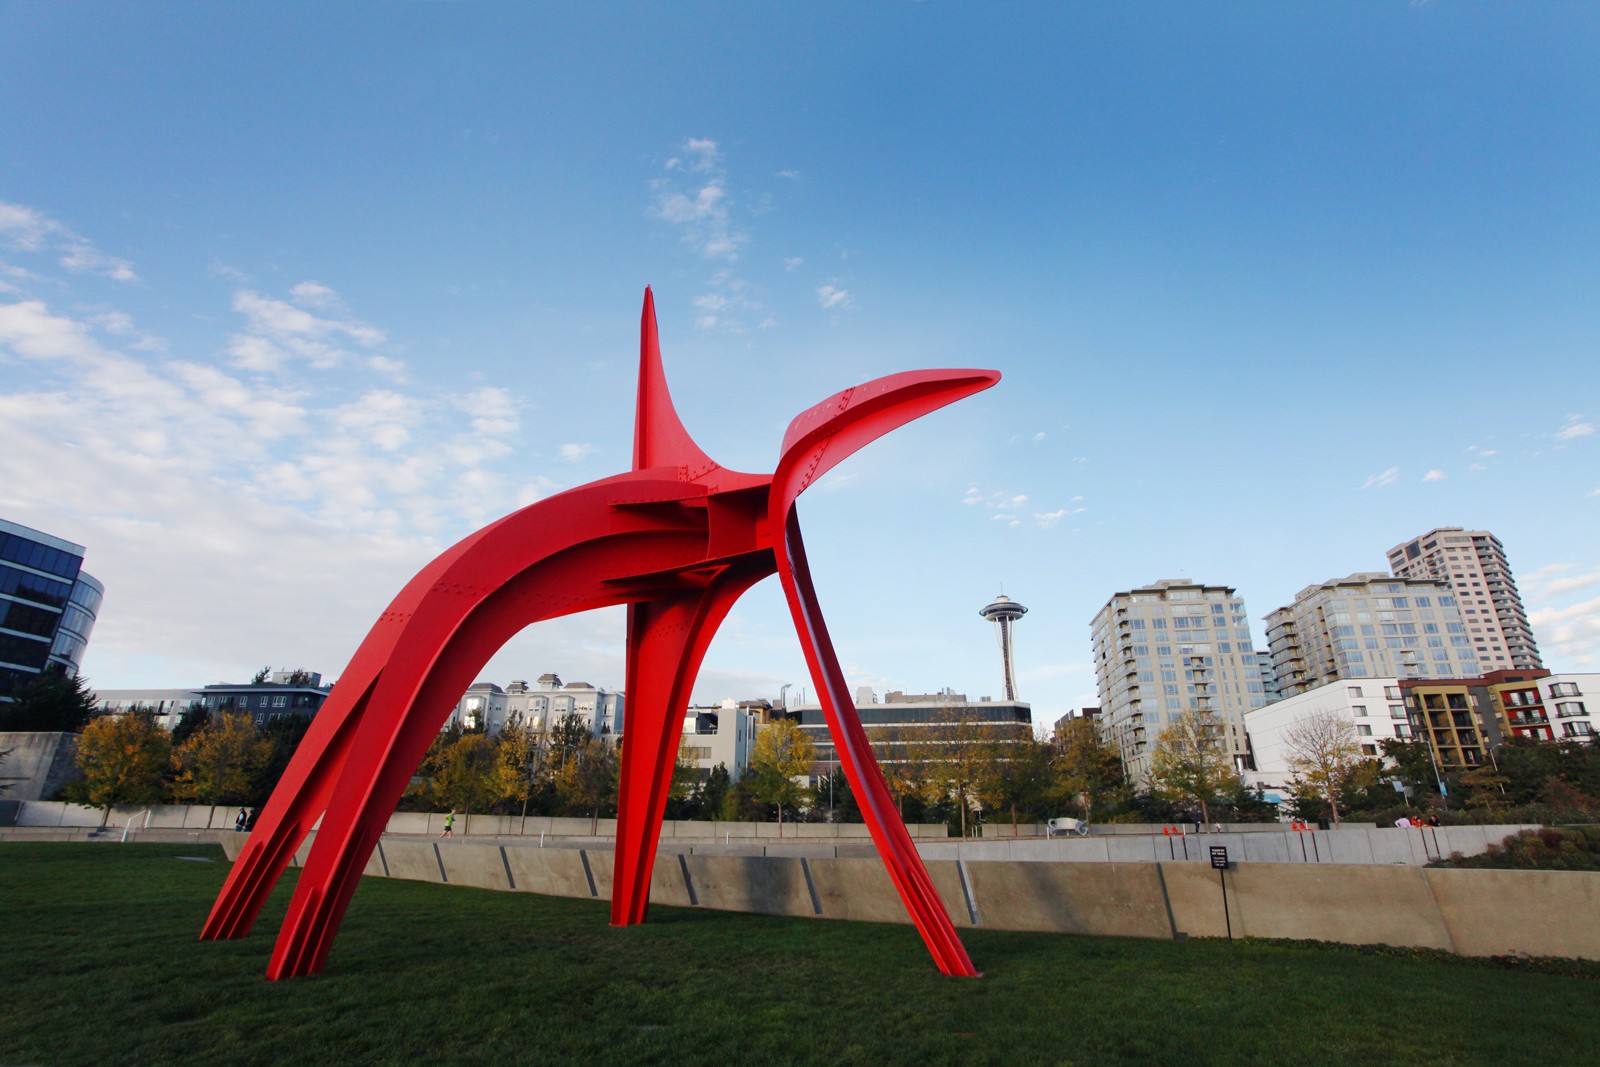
69 712 172 826
427 732 502 815
746 717 815 837
1148 707 1240 826
1281 709 1379 826
491 712 542 818
1051 717 1128 820
170 712 273 805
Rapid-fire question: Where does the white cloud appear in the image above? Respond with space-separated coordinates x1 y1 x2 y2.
558 443 594 462
783 257 804 271
654 139 746 261
1556 415 1594 441
817 284 854 310
1034 509 1068 527
1361 467 1400 489
1422 469 1447 482
0 200 137 282
1528 593 1600 668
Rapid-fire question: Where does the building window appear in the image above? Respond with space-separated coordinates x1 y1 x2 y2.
1352 705 1368 717
272 695 287 707
1361 744 1378 756
1563 722 1594 738
1347 686 1364 698
1357 725 1373 736
1550 683 1581 697
1556 702 1587 719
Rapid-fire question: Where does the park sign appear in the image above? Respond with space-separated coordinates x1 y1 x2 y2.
1210 845 1230 870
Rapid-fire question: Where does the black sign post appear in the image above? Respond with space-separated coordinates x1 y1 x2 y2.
1209 846 1232 944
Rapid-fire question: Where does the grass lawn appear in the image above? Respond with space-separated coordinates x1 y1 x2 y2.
2 844 1597 1066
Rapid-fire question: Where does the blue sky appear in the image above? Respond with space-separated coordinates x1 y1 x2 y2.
2 2 1597 724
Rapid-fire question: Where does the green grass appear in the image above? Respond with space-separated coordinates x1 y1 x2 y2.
2 844 1597 1066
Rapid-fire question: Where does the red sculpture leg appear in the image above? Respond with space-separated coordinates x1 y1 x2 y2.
611 568 764 926
266 486 714 977
201 525 505 941
773 508 978 977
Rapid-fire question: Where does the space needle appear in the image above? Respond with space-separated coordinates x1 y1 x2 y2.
979 594 1028 701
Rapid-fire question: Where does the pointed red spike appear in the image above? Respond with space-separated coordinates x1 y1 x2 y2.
633 287 716 474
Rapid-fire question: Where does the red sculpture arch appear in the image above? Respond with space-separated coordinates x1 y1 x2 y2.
201 289 997 979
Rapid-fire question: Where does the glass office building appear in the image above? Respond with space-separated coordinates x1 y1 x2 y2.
0 517 103 699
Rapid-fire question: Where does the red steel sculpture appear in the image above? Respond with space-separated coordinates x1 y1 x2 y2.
201 289 997 979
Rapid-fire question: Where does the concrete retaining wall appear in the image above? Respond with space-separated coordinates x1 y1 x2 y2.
0 732 81 801
256 836 1598 962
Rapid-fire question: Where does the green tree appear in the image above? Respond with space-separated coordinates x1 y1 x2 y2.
1379 737 1448 806
546 712 592 771
250 666 271 685
250 713 313 806
0 668 98 733
694 762 733 820
554 737 619 833
170 712 272 805
746 717 815 837
1148 707 1240 826
69 712 172 825
170 705 210 747
1282 708 1379 826
1051 717 1129 820
982 736 1056 829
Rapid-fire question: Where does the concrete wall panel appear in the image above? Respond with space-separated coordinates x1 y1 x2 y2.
502 847 598 899
964 862 1172 939
1160 862 1233 939
1105 836 1158 863
438 843 514 891
1321 830 1376 865
382 839 446 883
1368 829 1415 865
1241 834 1294 864
384 812 430 835
584 850 615 898
1425 868 1600 959
805 857 969 927
463 814 514 837
1228 864 1453 950
683 855 815 917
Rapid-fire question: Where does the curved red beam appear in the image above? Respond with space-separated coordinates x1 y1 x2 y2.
203 288 998 979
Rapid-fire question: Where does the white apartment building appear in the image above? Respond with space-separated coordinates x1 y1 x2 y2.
1387 527 1542 671
446 674 624 739
1263 573 1480 698
1090 579 1267 785
681 701 756 781
1246 672 1597 803
1244 678 1415 804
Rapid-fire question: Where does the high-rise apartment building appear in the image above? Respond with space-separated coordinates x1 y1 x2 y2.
1386 527 1541 671
0 517 103 701
1263 573 1480 698
1090 578 1266 785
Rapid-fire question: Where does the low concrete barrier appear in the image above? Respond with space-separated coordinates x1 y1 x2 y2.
177 828 1600 962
